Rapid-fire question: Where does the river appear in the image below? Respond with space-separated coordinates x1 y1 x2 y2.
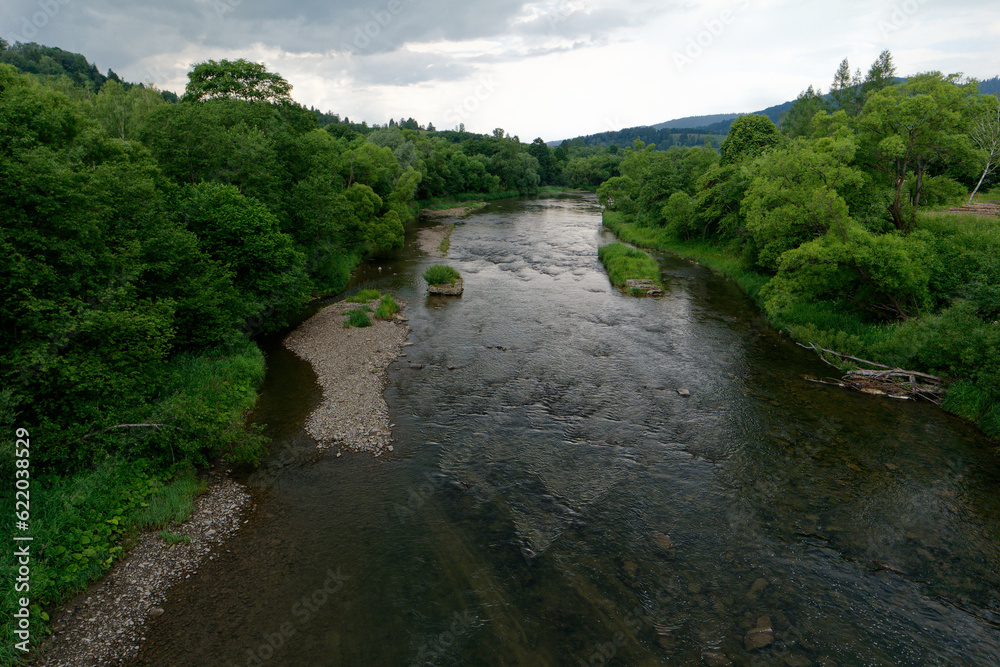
129 194 1000 666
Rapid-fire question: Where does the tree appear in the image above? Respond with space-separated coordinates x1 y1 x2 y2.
966 98 1000 204
742 136 864 269
182 59 293 104
864 50 896 95
858 72 980 230
527 137 557 185
719 114 781 165
781 86 827 138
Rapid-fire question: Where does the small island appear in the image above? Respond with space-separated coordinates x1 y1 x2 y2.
425 264 464 295
598 243 664 296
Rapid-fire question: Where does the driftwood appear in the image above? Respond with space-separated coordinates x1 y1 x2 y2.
798 342 944 404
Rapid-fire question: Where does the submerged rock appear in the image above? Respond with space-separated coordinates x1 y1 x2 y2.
653 532 673 550
744 616 774 650
701 650 733 666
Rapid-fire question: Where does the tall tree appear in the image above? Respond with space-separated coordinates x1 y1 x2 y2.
182 59 293 104
858 72 980 230
966 98 1000 204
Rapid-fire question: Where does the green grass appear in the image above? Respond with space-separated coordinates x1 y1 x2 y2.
597 242 662 295
0 459 209 665
346 289 381 303
134 468 207 530
439 225 454 254
374 294 401 320
159 530 191 546
424 264 462 286
602 208 1000 441
345 308 372 328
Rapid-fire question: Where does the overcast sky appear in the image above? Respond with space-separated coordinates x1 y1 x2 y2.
2 0 998 140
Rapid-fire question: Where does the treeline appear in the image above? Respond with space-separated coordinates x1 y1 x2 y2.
599 51 1000 438
0 47 555 657
1 51 554 474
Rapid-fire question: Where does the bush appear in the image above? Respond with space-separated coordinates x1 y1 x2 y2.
423 264 461 285
345 308 372 327
374 294 400 319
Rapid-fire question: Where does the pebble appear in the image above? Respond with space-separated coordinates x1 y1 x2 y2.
284 298 411 456
36 479 251 666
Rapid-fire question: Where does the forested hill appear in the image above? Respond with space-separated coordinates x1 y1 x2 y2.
0 39 179 102
557 73 998 150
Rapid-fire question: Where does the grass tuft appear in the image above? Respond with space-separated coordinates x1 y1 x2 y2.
346 289 381 303
423 265 461 286
345 308 372 328
597 242 662 293
375 294 401 319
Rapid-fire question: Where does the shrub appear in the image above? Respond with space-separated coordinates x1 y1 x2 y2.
346 308 372 327
423 265 461 285
375 295 400 319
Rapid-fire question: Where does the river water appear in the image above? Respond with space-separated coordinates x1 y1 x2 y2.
131 195 1000 666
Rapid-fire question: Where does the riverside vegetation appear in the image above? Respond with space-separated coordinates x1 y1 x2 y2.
598 51 1000 439
0 41 556 663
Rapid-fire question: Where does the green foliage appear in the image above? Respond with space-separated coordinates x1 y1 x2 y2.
182 59 293 104
347 289 382 303
423 265 462 285
374 294 401 319
662 191 697 239
0 458 208 660
719 114 781 165
346 308 373 328
597 243 662 293
742 136 863 269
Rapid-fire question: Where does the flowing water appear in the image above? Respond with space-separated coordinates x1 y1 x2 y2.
131 195 1000 666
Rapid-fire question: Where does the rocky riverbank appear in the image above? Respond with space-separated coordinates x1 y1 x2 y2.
34 476 252 667
283 298 411 456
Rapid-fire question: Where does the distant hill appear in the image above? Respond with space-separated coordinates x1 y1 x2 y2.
979 76 1000 96
0 40 179 102
652 113 738 130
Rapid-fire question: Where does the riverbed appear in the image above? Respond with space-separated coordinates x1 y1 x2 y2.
129 194 1000 666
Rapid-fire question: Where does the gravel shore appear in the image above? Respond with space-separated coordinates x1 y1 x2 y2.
283 298 411 456
35 476 252 667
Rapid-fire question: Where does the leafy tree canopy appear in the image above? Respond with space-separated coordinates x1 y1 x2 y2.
183 58 293 104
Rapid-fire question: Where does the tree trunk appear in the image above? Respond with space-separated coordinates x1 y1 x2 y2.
967 160 993 205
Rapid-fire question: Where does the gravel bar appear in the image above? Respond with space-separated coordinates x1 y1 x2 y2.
283 298 411 456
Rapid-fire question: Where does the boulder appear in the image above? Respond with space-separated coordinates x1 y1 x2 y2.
428 278 464 296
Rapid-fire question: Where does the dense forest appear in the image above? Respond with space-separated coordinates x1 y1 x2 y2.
598 51 1000 441
0 42 555 661
2 41 998 662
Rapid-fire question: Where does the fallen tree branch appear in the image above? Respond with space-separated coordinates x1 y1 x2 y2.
799 342 945 404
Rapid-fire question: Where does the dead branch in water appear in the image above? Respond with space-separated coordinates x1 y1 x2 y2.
798 342 944 403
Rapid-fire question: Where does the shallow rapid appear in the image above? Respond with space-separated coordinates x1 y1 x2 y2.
130 195 1000 666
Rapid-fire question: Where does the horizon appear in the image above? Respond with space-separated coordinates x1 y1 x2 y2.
2 0 998 141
